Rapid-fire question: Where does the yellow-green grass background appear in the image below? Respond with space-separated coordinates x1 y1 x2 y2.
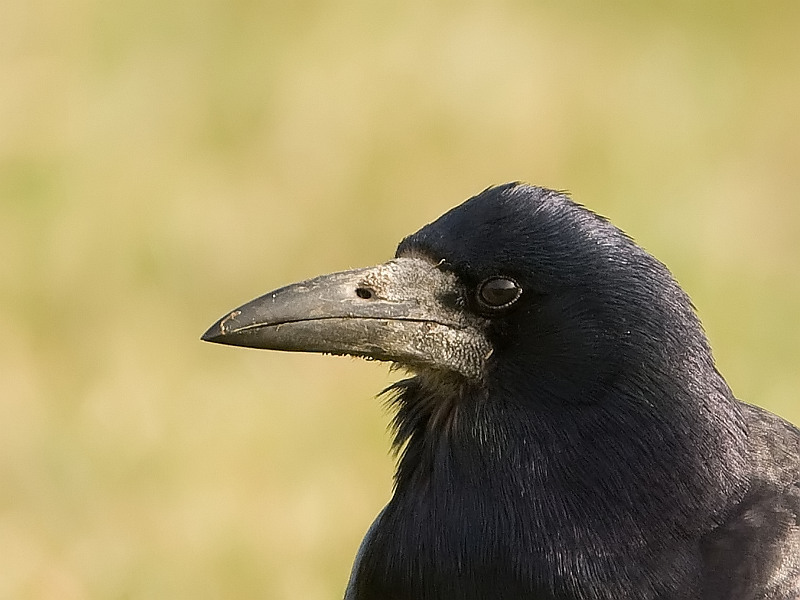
2 1 799 597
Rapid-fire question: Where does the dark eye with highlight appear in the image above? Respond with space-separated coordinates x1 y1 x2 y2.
477 277 522 310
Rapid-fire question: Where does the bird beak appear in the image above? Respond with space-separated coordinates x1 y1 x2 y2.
201 257 489 379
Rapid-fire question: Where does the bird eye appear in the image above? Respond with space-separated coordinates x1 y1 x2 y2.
477 277 522 310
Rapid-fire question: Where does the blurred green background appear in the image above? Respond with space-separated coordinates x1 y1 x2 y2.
2 0 799 597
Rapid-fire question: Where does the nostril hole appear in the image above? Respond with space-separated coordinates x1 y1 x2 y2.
355 287 373 300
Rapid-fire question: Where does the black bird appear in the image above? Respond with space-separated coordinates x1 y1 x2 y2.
202 183 800 600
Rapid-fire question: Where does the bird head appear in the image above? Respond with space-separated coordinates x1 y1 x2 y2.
202 182 714 408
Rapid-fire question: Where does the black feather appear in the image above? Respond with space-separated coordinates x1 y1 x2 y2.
346 183 800 600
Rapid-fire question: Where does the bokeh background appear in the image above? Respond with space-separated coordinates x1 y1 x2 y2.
2 0 799 597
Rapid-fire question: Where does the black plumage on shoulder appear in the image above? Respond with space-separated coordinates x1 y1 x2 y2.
203 183 800 600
